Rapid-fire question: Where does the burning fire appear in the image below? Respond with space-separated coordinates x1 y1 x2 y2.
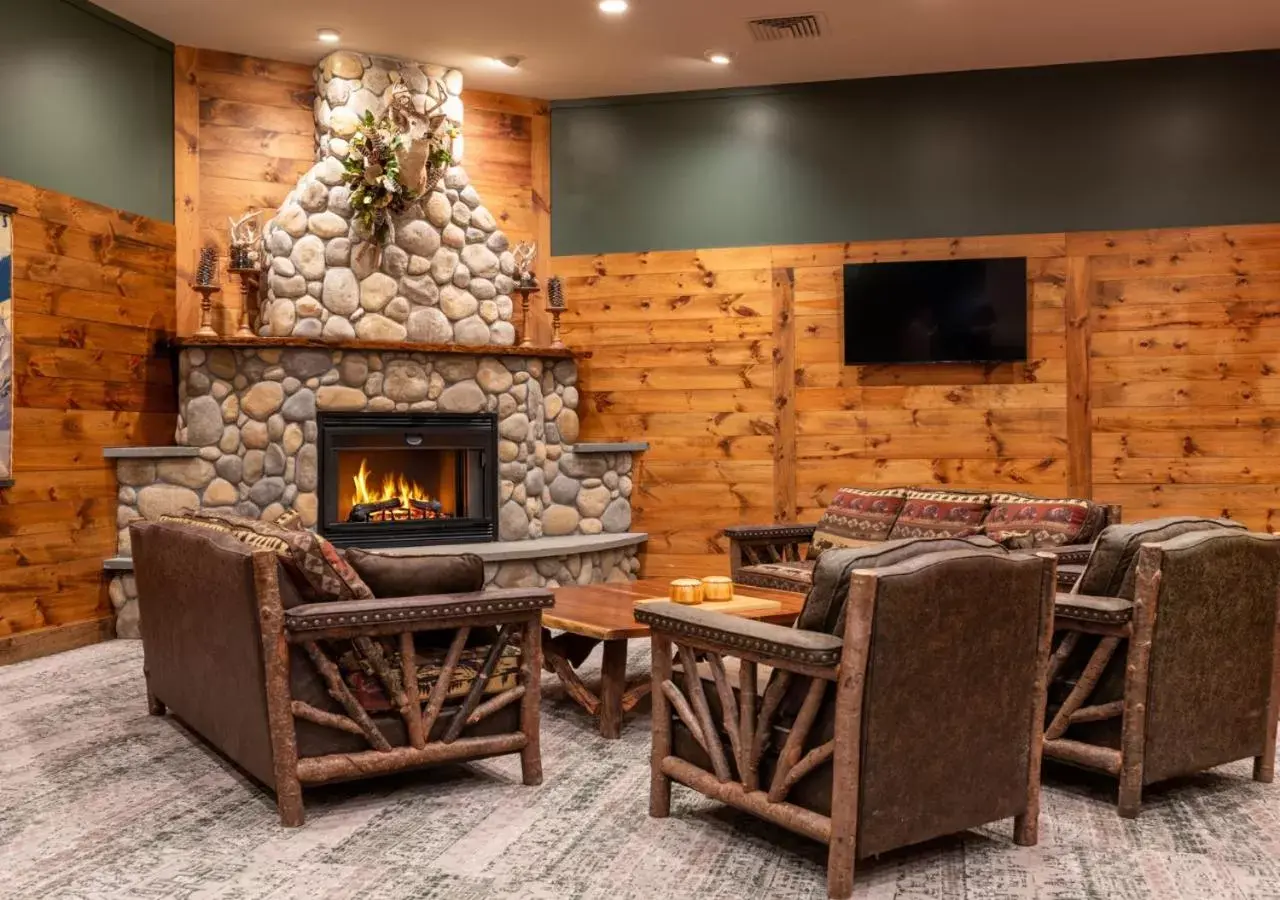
349 459 448 522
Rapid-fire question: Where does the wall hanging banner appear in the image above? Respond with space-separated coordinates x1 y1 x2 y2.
0 205 13 486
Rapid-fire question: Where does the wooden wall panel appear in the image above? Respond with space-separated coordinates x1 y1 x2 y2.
0 176 176 664
178 48 551 340
1082 225 1280 531
559 225 1280 578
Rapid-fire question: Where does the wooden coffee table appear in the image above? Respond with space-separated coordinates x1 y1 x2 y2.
543 578 805 739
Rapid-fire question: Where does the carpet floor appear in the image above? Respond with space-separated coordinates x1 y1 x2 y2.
2 641 1279 899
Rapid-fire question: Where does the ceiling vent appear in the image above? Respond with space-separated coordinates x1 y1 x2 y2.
746 13 826 42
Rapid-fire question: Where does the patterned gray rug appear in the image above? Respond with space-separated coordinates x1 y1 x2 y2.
2 641 1278 899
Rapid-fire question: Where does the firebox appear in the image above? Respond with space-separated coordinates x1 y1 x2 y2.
317 412 498 548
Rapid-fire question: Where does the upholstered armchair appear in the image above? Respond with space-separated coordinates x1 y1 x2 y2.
131 520 551 826
637 541 1056 899
1046 517 1280 816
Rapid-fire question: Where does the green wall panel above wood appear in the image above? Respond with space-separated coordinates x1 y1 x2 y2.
0 0 174 222
551 51 1280 256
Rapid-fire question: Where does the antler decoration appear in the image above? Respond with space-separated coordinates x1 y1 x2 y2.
513 242 538 286
229 210 262 246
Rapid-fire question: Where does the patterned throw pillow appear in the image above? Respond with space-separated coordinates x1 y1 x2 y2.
887 490 991 540
810 487 908 553
163 509 373 604
982 494 1103 548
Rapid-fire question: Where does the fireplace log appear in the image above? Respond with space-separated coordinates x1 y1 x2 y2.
349 498 402 523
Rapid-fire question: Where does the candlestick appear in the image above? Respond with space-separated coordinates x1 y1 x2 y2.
228 266 262 337
193 284 222 337
515 278 540 348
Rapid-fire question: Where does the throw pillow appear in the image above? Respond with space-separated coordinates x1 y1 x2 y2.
810 487 908 553
165 508 373 604
983 493 1103 548
887 489 991 540
344 549 484 598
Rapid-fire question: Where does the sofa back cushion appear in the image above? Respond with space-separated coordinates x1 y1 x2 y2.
163 509 373 605
800 534 1004 635
887 489 991 541
810 487 908 554
343 549 484 598
982 493 1106 548
1075 515 1246 600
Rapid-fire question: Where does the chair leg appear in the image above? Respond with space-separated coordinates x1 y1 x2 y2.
276 777 305 827
520 621 544 787
649 633 673 818
1254 753 1274 783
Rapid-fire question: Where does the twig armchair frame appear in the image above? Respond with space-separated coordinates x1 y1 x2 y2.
1046 525 1280 817
131 521 551 826
637 548 1057 899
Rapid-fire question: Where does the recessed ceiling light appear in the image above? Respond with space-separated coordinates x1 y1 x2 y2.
317 28 341 43
705 51 733 65
598 0 628 14
490 56 524 69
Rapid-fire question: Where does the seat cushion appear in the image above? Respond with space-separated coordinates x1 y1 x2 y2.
810 487 908 553
887 490 990 541
338 639 520 712
1075 516 1246 600
343 548 484 598
736 560 817 593
983 493 1105 548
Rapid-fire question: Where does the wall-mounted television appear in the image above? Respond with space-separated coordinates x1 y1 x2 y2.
842 257 1028 365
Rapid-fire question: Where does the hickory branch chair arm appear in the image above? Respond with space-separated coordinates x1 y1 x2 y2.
725 523 817 579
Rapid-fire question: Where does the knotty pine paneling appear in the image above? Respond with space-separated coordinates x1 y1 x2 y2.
179 48 551 339
558 224 1280 579
1082 225 1280 531
0 176 176 663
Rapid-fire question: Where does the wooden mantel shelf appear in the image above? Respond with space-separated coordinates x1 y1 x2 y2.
172 335 587 359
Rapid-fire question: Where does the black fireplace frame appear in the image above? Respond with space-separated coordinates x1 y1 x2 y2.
317 411 498 548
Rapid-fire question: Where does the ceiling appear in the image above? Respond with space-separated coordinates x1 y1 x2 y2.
96 0 1280 100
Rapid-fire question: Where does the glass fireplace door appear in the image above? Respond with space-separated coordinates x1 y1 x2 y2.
318 412 498 548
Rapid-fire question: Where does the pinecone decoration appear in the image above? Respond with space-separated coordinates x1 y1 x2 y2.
195 245 219 287
546 276 566 310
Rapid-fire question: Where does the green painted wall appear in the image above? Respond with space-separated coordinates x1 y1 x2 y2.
0 0 173 221
551 51 1280 256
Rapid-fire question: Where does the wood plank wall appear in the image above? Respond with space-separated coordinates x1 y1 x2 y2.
555 223 1280 578
175 47 552 341
0 176 176 664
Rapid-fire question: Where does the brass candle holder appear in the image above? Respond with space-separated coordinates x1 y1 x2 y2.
193 284 222 337
228 266 262 337
515 277 540 348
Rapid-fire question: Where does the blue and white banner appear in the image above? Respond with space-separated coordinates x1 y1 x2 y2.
0 207 12 485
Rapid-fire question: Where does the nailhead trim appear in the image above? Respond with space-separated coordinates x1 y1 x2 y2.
1056 603 1132 624
634 609 841 666
287 595 552 632
725 525 816 541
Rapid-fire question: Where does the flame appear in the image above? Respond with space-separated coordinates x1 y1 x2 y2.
349 458 445 521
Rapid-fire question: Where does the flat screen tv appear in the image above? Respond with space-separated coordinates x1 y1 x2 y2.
842 257 1028 365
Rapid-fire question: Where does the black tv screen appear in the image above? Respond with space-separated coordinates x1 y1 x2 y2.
842 257 1028 365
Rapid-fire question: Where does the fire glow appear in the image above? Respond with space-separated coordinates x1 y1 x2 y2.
348 459 448 523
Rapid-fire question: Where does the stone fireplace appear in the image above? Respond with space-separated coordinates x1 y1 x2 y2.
102 50 648 637
317 411 498 547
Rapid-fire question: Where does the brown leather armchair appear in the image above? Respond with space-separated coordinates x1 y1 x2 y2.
637 543 1056 899
1046 518 1280 816
131 520 551 826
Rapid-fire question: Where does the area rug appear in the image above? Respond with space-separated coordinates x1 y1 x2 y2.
2 641 1278 899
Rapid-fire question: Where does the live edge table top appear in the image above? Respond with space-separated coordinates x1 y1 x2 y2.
546 578 806 641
